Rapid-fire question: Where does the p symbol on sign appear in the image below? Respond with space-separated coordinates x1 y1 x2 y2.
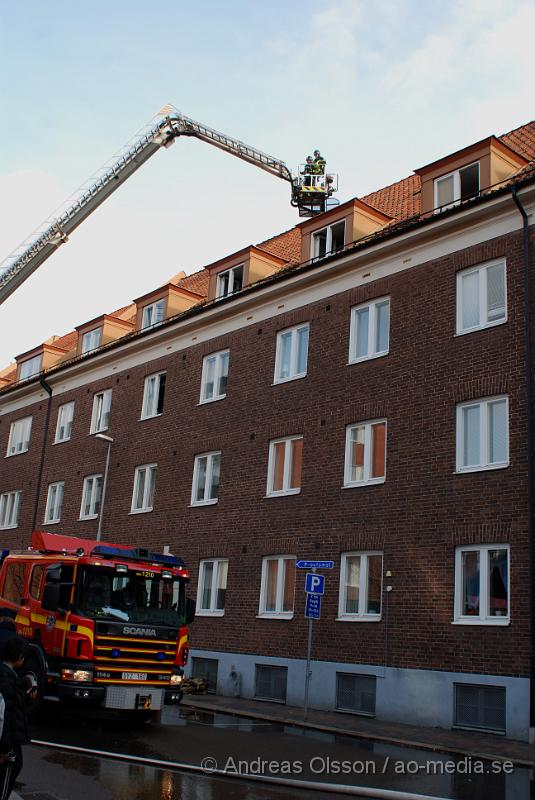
305 573 325 595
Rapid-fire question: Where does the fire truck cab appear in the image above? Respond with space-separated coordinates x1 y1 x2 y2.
0 531 194 717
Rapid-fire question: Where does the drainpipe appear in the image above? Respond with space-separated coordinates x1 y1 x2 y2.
31 376 53 531
511 186 534 738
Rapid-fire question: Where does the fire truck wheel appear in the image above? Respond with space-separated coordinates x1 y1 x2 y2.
22 655 45 719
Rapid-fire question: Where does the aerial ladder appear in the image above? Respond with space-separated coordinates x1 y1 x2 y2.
0 109 338 306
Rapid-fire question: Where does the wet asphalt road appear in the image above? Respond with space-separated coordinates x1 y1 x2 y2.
14 705 533 800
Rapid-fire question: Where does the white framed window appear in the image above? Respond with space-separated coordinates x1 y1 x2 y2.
131 464 157 513
311 220 345 259
79 474 103 520
191 452 221 506
454 545 509 625
44 482 64 525
90 389 112 434
0 491 22 530
216 265 243 299
434 162 480 210
274 324 309 383
19 355 42 381
141 372 166 419
196 559 228 615
456 396 508 472
258 556 295 618
349 297 390 363
344 420 387 487
266 436 303 496
200 350 229 403
141 299 165 330
456 260 507 334
81 328 101 354
338 552 383 621
6 417 32 457
54 402 75 444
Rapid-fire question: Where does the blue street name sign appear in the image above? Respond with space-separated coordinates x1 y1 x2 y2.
296 560 334 570
305 573 325 595
305 593 321 619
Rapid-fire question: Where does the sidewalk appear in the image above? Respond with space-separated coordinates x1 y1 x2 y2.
182 693 535 767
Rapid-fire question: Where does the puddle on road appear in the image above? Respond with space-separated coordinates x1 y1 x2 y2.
31 707 533 800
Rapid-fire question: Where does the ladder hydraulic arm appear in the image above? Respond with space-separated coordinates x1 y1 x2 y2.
0 110 332 306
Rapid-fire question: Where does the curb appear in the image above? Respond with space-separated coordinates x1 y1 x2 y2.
181 697 535 769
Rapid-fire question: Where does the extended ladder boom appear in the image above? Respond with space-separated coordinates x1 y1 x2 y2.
0 110 330 306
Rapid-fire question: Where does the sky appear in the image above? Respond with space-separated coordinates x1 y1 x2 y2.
0 0 533 369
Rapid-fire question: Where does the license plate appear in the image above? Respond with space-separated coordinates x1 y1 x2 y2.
122 672 147 680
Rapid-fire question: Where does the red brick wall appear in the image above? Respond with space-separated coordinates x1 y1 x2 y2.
0 227 532 678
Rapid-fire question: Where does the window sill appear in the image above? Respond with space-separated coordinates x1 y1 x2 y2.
265 489 301 498
89 430 110 437
129 508 153 515
197 396 227 406
0 525 18 531
454 462 509 474
139 413 163 422
256 613 294 620
5 450 29 458
43 519 60 525
272 374 307 386
342 478 385 489
455 318 507 337
336 615 382 622
347 351 389 366
189 499 219 508
452 618 510 626
195 610 225 617
53 439 71 445
79 515 98 521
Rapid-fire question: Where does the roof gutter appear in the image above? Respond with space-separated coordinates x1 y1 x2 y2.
511 186 535 740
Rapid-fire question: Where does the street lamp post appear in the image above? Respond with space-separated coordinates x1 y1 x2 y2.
95 433 114 542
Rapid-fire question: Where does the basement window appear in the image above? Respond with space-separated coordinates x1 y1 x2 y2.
254 664 287 702
336 673 376 716
454 684 506 734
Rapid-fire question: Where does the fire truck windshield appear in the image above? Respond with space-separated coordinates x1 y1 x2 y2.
77 567 186 626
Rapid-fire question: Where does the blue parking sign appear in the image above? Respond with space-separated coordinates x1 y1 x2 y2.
305 573 325 595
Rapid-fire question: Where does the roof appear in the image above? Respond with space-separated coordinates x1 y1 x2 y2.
1 120 534 388
256 227 302 264
175 269 210 297
500 120 535 161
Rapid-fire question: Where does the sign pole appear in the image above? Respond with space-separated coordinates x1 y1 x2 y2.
303 567 315 720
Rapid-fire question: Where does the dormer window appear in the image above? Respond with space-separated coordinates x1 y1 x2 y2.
81 328 101 354
19 355 42 380
312 220 345 259
217 265 243 299
142 299 165 329
434 162 480 210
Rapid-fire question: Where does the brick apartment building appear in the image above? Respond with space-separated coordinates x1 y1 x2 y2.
1 121 535 740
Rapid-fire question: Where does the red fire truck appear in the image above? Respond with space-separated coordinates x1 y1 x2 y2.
0 531 194 717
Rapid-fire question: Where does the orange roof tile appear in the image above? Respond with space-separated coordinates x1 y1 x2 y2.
500 120 535 161
176 269 210 297
256 227 301 263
